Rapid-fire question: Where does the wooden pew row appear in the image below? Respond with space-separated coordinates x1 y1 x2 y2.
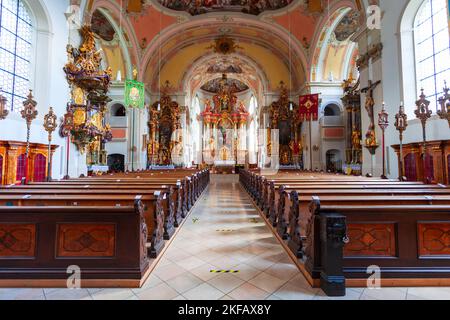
239 169 450 295
65 169 210 205
1 171 209 257
6 183 189 221
0 201 149 287
0 193 167 258
264 183 450 222
284 193 450 259
239 170 418 203
306 202 450 296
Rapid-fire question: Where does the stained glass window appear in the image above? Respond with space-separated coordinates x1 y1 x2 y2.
414 0 450 110
0 0 33 112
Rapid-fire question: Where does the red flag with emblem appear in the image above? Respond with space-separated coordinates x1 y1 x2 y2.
299 94 319 121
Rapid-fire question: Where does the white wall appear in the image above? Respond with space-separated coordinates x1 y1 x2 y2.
379 0 450 179
0 0 84 179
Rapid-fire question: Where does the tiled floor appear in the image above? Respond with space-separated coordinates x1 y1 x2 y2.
2 175 450 300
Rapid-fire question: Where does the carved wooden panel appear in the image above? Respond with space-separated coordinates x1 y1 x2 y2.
344 223 397 257
0 224 36 258
57 224 116 257
418 223 450 257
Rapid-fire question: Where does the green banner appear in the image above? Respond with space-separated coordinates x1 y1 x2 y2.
125 79 145 109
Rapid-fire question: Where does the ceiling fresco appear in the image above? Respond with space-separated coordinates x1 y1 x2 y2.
334 10 360 41
91 9 116 41
156 0 293 16
201 77 249 93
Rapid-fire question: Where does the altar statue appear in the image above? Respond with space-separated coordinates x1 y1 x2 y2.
351 126 361 150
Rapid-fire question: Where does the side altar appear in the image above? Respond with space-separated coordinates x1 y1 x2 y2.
200 74 250 171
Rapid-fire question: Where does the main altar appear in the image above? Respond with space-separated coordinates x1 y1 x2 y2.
200 74 250 171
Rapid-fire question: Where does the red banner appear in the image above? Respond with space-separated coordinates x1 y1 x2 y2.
299 94 319 121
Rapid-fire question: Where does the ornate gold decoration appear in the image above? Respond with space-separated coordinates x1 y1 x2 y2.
268 81 301 166
207 36 242 55
43 107 57 181
20 90 39 183
147 85 181 166
62 25 112 164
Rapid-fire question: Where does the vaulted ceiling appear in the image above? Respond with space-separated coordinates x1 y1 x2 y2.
84 0 368 96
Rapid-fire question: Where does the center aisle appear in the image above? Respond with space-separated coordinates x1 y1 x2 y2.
136 174 325 300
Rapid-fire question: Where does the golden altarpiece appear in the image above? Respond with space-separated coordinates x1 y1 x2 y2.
341 76 363 175
200 75 250 167
267 82 302 167
61 25 113 171
147 83 183 166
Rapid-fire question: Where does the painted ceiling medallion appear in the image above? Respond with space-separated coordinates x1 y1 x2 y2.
157 0 293 16
208 36 242 55
207 60 243 74
201 77 249 94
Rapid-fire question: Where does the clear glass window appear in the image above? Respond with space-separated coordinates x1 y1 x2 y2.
414 0 450 111
0 0 33 112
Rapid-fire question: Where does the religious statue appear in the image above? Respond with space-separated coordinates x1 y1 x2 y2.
365 130 377 147
281 149 289 165
204 99 213 113
351 126 361 150
361 80 381 147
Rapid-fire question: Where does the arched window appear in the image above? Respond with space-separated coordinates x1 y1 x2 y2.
324 104 341 117
111 103 126 117
192 95 201 163
414 0 450 110
248 96 258 164
0 0 34 112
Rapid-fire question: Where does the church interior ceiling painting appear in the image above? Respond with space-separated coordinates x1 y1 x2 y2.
201 77 249 94
157 0 294 16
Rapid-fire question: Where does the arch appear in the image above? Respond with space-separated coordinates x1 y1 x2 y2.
139 15 308 90
16 154 26 182
88 0 140 73
324 104 342 117
309 1 361 82
33 153 46 182
1 0 44 112
398 0 443 116
111 103 127 117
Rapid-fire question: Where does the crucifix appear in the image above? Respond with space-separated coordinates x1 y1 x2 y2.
360 79 381 176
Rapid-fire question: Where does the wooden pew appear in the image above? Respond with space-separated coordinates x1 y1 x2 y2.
0 200 149 287
4 182 188 228
305 200 450 296
285 193 450 259
267 184 449 225
0 193 167 258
